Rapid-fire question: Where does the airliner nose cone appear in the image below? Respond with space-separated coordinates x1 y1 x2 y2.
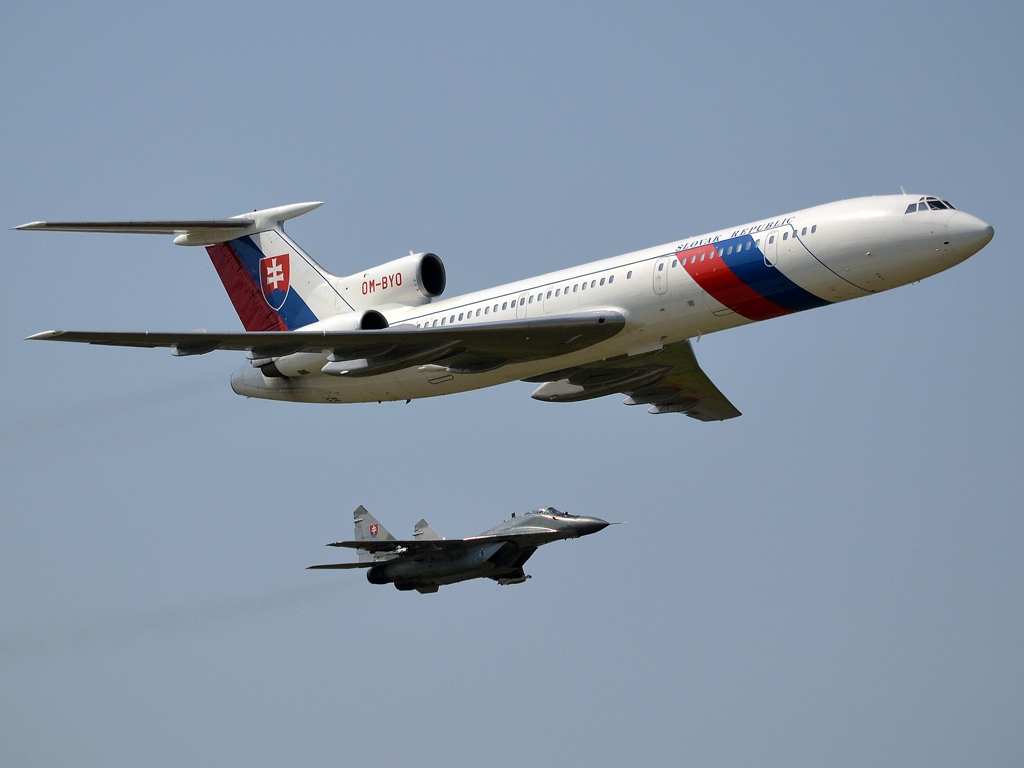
948 211 994 257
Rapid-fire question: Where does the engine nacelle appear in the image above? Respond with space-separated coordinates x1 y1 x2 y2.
251 308 389 377
337 252 446 310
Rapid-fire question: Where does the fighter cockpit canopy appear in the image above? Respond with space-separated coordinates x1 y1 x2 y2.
526 506 573 517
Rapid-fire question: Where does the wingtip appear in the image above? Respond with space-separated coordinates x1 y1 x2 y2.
26 330 64 341
12 221 45 230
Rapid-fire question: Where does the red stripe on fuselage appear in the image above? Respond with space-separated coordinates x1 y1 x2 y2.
677 245 790 322
207 242 289 332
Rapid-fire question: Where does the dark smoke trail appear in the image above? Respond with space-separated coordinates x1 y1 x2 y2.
0 580 351 664
2 375 226 446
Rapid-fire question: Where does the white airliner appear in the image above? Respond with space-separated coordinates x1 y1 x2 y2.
18 193 993 420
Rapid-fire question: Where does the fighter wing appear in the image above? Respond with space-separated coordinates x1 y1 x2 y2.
27 311 625 372
328 539 463 554
306 562 375 570
527 338 741 421
330 530 547 553
308 539 471 570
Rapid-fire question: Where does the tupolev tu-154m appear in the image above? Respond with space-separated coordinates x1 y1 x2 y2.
18 193 993 420
308 505 613 593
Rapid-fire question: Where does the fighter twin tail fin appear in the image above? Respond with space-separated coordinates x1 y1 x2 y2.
352 505 395 563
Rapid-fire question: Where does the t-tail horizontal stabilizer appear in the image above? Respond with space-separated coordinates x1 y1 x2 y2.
13 202 323 246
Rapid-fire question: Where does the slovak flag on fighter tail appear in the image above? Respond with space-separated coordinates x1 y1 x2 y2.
260 253 290 310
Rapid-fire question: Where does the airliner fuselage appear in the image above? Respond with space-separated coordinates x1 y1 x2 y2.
21 193 993 418
227 194 992 405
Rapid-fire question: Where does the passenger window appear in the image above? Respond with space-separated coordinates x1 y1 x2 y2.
745 241 752 250
555 289 560 297
801 227 807 235
537 293 542 301
609 275 614 283
600 277 605 285
528 295 533 303
671 260 677 268
769 235 775 244
626 271 632 279
726 245 733 254
690 255 696 264
502 302 507 310
658 263 664 272
458 313 463 320
433 319 438 327
782 232 788 240
440 318 446 326
484 306 489 314
519 298 525 306
546 290 552 299
699 253 705 262
573 285 578 292
476 309 481 317
811 225 817 233
581 282 586 290
590 280 596 288
755 239 761 247
450 315 455 323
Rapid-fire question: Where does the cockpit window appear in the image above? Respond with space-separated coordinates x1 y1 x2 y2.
906 197 957 214
527 506 569 517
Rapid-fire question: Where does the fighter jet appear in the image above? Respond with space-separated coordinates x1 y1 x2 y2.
308 505 614 593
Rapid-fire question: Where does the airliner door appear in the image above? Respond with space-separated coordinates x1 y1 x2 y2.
653 257 670 295
762 231 779 267
515 291 529 319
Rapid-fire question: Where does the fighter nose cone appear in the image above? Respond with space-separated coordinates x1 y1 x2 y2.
571 516 612 537
947 211 994 257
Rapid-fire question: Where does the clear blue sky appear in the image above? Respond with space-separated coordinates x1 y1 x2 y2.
2 3 1021 766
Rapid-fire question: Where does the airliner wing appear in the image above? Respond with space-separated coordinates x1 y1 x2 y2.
527 339 742 421
13 219 254 235
27 311 625 371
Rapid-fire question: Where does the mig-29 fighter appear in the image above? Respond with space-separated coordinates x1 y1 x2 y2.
308 505 613 593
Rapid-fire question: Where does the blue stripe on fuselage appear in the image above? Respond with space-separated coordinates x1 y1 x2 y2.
716 234 830 313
